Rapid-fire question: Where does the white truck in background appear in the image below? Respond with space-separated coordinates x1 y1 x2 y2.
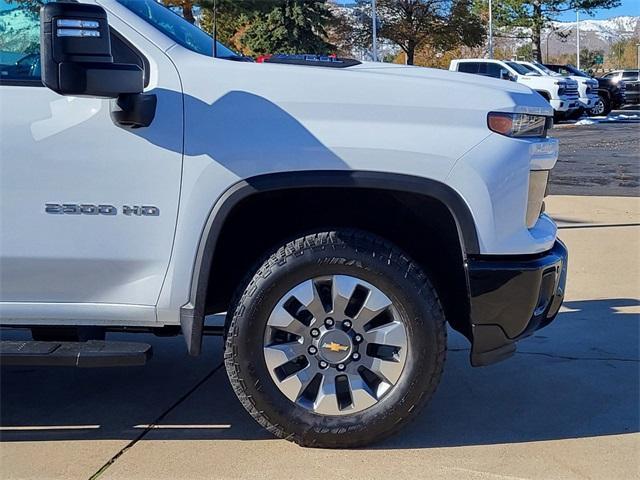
0 0 568 449
516 61 599 116
449 59 580 119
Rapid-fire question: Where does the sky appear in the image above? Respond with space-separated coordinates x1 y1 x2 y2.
554 0 640 21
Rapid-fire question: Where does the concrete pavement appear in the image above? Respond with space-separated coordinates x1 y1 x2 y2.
1 195 639 480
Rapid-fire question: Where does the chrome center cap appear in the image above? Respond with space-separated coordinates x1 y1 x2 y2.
317 330 353 364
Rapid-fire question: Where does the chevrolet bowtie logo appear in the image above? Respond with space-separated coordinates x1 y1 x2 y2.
322 342 349 353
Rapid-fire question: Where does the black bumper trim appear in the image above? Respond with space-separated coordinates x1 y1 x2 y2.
468 240 568 366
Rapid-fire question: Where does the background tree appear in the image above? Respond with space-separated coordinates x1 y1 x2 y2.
164 0 197 24
351 0 485 65
579 47 604 70
607 38 640 69
240 1 334 55
488 0 621 62
197 1 273 54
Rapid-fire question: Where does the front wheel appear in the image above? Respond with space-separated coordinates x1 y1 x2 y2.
224 230 447 448
589 95 611 116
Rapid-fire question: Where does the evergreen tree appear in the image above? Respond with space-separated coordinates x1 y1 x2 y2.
241 1 335 55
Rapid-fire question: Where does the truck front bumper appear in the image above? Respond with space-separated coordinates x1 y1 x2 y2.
579 95 597 109
467 240 568 366
550 98 579 112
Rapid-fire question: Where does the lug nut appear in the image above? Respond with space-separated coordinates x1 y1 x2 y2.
352 352 360 361
337 363 346 371
342 320 352 329
310 328 320 337
325 318 335 327
319 361 329 369
308 346 318 355
354 334 363 343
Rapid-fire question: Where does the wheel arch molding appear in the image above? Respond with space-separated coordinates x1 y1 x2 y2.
179 170 480 356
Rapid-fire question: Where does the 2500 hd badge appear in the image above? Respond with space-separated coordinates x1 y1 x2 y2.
45 203 160 216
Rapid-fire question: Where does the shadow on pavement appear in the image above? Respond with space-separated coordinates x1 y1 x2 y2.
1 298 638 448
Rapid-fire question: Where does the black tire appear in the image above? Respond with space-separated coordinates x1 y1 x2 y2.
224 230 447 448
589 95 611 116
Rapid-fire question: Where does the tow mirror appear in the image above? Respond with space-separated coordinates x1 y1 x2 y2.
40 2 143 98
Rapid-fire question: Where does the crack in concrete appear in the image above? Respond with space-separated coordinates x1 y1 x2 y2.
450 348 638 363
88 362 224 480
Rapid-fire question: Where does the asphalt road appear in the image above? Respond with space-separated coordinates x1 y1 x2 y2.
549 109 640 197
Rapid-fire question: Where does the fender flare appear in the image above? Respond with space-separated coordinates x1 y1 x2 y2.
180 170 479 355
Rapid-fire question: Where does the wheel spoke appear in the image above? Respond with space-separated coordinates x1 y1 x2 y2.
313 372 341 415
330 275 360 317
263 341 306 369
360 354 405 386
266 304 307 336
352 287 393 328
275 364 315 402
365 321 406 347
345 373 378 411
288 280 327 324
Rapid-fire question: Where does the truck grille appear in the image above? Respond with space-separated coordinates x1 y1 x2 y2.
564 84 579 100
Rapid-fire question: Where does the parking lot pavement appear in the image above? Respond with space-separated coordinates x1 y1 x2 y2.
549 109 640 197
2 194 638 480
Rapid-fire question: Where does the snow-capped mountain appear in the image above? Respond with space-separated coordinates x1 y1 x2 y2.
543 16 639 56
551 16 639 42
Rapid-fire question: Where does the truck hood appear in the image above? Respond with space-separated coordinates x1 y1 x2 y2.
333 61 553 116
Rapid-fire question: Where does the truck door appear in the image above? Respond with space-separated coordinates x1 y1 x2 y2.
0 3 183 324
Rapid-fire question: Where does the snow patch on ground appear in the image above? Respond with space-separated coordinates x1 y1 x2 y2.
569 112 640 126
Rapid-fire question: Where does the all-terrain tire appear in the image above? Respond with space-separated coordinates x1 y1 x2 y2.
224 229 447 448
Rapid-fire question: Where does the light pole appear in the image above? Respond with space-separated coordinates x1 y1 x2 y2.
545 29 554 63
576 10 580 70
372 0 378 62
637 43 640 72
488 0 493 59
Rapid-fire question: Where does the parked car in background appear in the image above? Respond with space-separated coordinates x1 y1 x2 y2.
600 70 640 105
517 61 597 117
450 59 580 119
544 64 627 116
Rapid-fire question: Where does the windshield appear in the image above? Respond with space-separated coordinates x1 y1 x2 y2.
565 64 590 78
507 61 538 75
532 62 559 76
116 0 240 59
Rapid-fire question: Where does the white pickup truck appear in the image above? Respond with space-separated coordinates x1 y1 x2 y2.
0 0 567 448
516 61 599 114
450 58 580 118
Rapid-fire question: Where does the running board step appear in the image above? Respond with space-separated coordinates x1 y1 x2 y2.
0 340 152 367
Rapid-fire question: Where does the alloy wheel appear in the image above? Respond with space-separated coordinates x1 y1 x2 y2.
263 275 408 415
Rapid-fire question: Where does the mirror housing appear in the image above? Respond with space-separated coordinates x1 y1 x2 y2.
40 2 143 98
500 69 512 81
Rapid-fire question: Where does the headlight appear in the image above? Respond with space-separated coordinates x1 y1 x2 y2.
487 112 551 138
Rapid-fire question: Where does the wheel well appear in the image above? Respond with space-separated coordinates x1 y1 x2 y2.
536 90 551 101
204 187 472 340
597 89 610 99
